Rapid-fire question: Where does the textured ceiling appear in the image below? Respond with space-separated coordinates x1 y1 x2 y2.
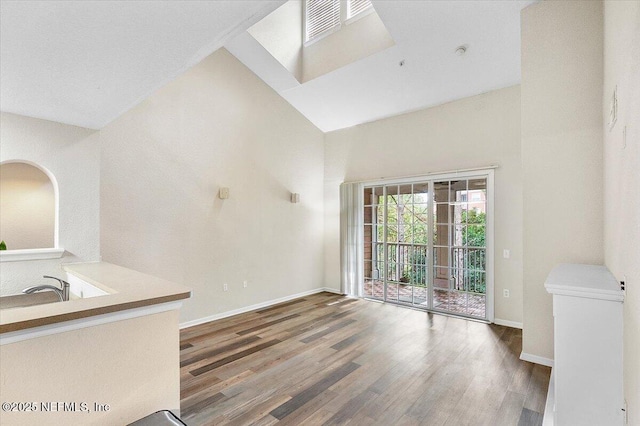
0 0 284 128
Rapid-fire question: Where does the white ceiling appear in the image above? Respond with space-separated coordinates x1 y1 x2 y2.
0 0 284 129
1 0 535 132
228 0 536 132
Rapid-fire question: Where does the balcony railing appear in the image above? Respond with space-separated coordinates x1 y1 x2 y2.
365 242 486 294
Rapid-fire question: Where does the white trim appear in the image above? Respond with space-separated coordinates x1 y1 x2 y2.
542 368 555 426
486 169 495 322
493 318 523 329
544 284 624 302
520 351 554 367
0 301 182 345
0 247 65 262
347 165 500 186
180 287 342 329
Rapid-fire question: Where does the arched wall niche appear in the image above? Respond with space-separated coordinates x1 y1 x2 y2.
0 160 61 257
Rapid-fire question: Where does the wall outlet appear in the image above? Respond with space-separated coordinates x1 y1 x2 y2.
503 249 510 259
223 283 228 291
621 276 626 294
243 280 248 288
503 289 510 298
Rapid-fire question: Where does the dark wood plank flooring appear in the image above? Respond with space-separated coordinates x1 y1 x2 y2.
180 292 550 425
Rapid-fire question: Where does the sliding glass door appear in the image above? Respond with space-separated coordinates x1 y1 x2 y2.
362 173 492 321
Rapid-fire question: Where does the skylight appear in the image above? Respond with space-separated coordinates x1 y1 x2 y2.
305 0 373 43
347 0 373 20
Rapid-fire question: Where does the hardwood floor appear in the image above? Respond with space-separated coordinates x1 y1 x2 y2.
180 293 550 426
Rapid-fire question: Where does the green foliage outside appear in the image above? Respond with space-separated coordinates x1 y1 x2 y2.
461 210 486 247
369 193 487 293
461 210 486 293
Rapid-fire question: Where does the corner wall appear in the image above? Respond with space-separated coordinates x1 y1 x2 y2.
603 0 640 422
520 1 604 361
324 86 524 324
99 48 325 325
248 0 303 82
302 10 394 82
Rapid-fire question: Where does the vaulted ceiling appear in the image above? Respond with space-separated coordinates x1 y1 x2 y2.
0 0 285 129
0 0 535 132
228 0 535 132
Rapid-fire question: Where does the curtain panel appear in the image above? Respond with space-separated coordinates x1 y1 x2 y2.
339 182 364 296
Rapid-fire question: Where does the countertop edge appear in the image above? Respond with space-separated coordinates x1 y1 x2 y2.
544 263 624 302
0 291 190 334
1 262 191 334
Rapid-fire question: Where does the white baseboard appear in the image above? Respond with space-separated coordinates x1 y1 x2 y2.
542 368 555 426
520 351 554 367
179 287 343 329
494 318 523 329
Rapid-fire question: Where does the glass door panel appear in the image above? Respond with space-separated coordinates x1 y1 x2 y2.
363 182 430 308
431 178 487 319
363 176 488 320
363 186 383 300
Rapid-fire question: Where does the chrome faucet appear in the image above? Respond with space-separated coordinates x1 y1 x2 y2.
23 275 70 301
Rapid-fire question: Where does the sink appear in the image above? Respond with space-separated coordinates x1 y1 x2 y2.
0 292 61 310
0 274 109 310
67 274 109 298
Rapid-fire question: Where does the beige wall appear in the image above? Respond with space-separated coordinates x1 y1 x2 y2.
0 162 55 250
248 0 303 82
0 311 179 425
324 86 523 324
100 48 325 325
0 113 101 296
521 1 604 361
603 0 640 422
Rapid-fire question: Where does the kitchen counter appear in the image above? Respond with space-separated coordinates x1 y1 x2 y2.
0 262 191 334
0 262 189 424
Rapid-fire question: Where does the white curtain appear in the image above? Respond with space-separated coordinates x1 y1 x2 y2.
340 182 364 297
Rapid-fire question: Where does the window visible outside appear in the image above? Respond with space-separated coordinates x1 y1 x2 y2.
347 0 372 20
305 0 373 43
